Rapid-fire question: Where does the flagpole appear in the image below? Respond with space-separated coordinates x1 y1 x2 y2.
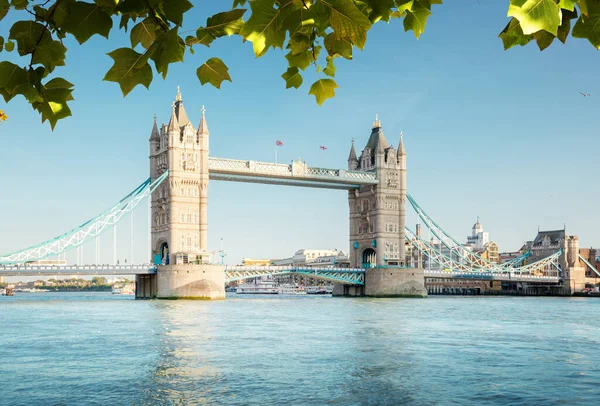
275 144 278 164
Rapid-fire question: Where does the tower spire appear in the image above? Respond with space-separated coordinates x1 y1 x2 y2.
176 85 182 102
348 137 358 164
150 113 160 140
397 131 405 157
372 114 381 129
167 102 179 132
197 105 209 137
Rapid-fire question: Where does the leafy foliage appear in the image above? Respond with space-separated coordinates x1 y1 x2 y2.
0 0 598 129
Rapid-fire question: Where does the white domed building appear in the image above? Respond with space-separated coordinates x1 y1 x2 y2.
466 218 489 250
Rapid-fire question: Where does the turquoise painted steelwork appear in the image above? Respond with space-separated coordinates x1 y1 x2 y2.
0 171 169 265
578 254 600 277
225 266 366 285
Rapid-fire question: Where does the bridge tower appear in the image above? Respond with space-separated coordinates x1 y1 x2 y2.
345 117 426 297
141 88 224 299
348 116 406 268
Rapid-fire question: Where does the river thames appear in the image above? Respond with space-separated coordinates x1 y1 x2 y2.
1 293 599 405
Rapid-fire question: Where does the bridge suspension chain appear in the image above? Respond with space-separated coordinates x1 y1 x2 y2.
0 171 169 265
405 227 562 277
407 194 536 271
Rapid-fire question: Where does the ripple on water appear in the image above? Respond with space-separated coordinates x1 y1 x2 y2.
1 294 600 405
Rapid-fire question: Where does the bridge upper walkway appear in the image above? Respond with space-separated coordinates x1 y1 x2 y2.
208 157 378 189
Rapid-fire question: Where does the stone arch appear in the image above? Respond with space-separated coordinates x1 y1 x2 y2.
158 241 169 265
362 248 376 268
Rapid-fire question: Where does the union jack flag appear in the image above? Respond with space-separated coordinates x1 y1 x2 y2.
276 140 283 146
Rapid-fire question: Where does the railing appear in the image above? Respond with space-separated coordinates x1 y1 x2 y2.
0 263 157 275
208 157 378 186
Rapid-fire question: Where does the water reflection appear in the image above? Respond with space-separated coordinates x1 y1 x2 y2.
2 294 600 405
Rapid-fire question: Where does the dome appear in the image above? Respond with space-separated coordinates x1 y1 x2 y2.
472 218 483 233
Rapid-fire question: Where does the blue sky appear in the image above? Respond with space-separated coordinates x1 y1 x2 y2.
1 1 599 266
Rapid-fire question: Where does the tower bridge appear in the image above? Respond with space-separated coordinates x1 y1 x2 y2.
0 89 586 298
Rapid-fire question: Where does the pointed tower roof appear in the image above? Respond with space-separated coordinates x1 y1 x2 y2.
174 86 190 128
197 105 209 137
167 102 179 133
150 114 160 140
365 114 389 151
397 131 405 156
348 138 358 162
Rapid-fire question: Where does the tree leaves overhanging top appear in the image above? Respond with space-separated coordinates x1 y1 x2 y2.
0 0 599 129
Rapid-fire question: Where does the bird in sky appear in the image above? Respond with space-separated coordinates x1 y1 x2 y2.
579 91 592 97
319 145 327 150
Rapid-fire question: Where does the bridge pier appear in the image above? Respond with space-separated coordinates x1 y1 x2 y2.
135 274 157 299
332 283 364 296
154 264 225 299
364 267 427 297
333 267 427 297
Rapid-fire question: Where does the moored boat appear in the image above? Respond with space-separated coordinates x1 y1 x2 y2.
278 284 307 295
236 280 279 294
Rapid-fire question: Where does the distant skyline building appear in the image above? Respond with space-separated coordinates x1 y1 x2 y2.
270 249 349 267
466 218 489 250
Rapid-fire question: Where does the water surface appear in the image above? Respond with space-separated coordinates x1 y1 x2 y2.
1 293 599 405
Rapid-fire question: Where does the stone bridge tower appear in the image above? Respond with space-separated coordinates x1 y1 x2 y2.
148 88 211 266
343 117 425 297
347 116 406 268
141 88 224 300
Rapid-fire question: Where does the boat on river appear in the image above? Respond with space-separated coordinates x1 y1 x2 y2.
236 281 279 294
306 286 333 295
278 284 307 295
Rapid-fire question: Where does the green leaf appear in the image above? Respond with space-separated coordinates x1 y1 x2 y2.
233 0 247 6
31 39 67 73
191 9 246 47
0 61 27 101
4 39 14 52
557 8 577 43
367 0 395 23
572 11 600 48
498 17 533 49
1 0 9 21
507 0 561 36
309 78 338 105
281 67 303 89
403 0 432 39
52 0 75 27
148 28 185 79
130 18 158 49
281 7 315 37
158 0 193 27
533 30 555 50
63 2 113 44
319 0 371 49
13 83 42 103
287 33 311 55
103 47 153 96
285 46 320 70
558 0 576 12
33 77 75 130
196 57 232 89
116 0 145 14
324 32 353 59
239 0 288 57
0 36 3 52
323 56 336 77
9 21 48 56
10 0 28 10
